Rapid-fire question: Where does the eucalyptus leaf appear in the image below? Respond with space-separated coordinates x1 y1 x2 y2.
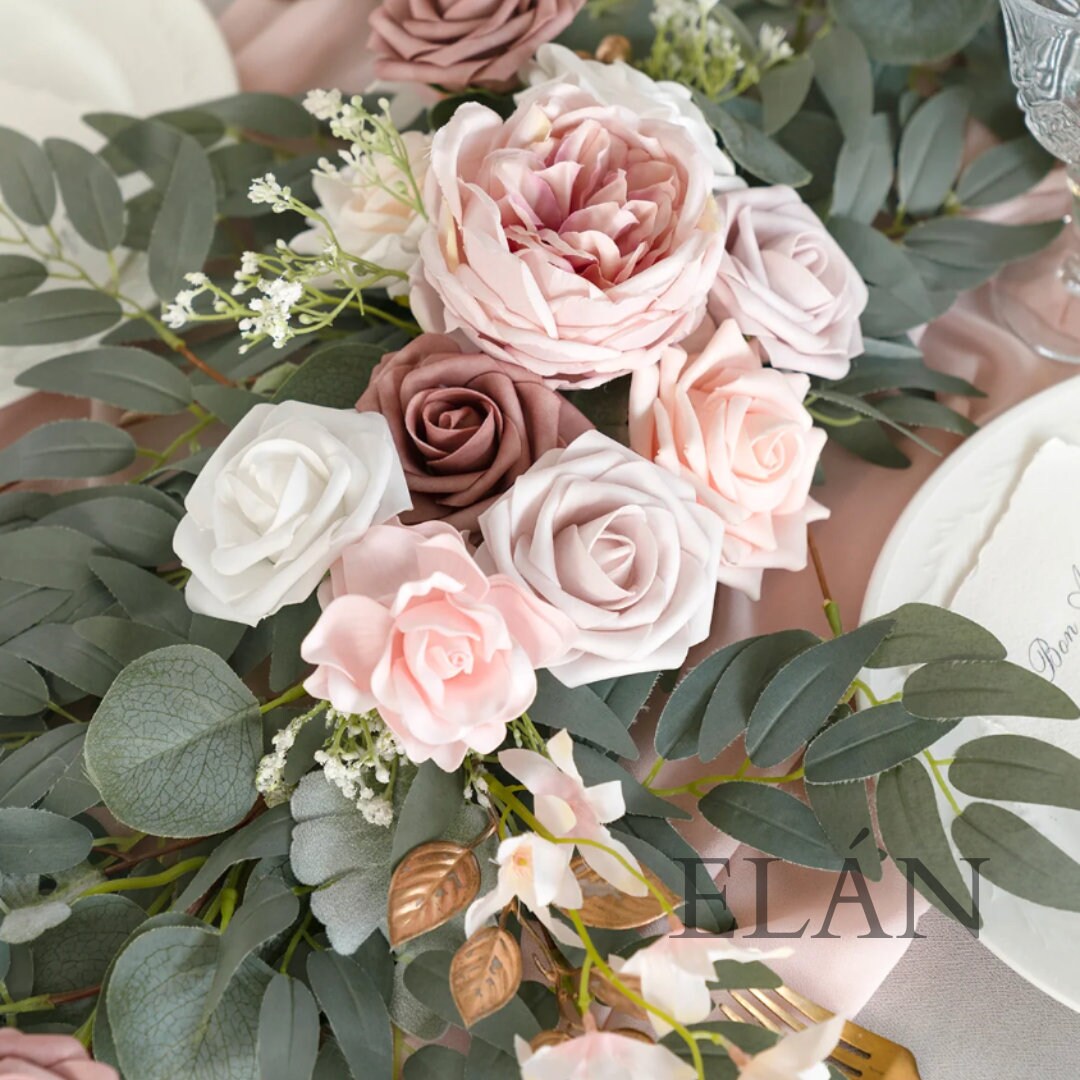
588 670 658 729
0 583 69 645
44 138 125 251
0 649 48 717
867 603 1005 668
0 255 46 301
695 96 811 186
831 115 893 223
573 742 690 819
405 1046 467 1080
759 54 815 135
826 418 910 469
258 975 320 1080
833 355 982 399
5 622 121 697
273 341 385 408
268 595 319 693
805 780 882 881
949 734 1080 810
0 421 134 484
831 0 997 64
873 396 978 437
0 126 55 225
202 93 317 139
75 616 186 667
391 762 466 867
809 26 873 140
0 289 122 346
90 556 192 638
0 864 101 945
0 724 83 806
194 385 263 427
42 496 177 566
956 136 1055 208
897 87 969 214
529 671 638 759
38 746 100 818
0 526 102 595
0 807 92 875
902 218 1063 269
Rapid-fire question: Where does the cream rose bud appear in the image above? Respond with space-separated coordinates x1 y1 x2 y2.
174 402 410 626
291 130 430 298
477 430 726 686
521 44 741 190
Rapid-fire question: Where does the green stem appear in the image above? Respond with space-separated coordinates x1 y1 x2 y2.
81 856 207 897
279 909 314 974
643 756 667 788
648 768 805 799
72 1007 96 1049
47 700 82 723
923 751 962 816
260 683 309 715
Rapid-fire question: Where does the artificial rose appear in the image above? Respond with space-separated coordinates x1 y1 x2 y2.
0 1030 118 1080
515 1030 696 1080
477 430 726 686
708 185 868 380
732 1015 846 1080
522 44 741 190
629 319 829 600
302 521 571 770
291 130 431 298
411 84 724 389
368 0 585 90
355 333 592 534
174 402 409 626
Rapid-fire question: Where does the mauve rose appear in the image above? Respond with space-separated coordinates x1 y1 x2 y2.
355 333 592 534
368 0 585 90
708 185 868 380
629 319 828 600
411 84 724 389
0 1030 118 1080
477 430 726 686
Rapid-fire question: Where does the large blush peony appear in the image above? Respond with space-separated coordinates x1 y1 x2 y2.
708 185 868 380
477 430 726 686
629 319 829 599
411 84 724 389
302 521 571 771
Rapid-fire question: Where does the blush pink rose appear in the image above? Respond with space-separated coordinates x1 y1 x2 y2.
368 0 585 90
302 521 571 770
0 1030 118 1080
708 185 868 380
355 333 592 535
477 430 726 686
630 319 829 600
411 84 725 389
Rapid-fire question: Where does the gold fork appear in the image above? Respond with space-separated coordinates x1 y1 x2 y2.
720 985 922 1080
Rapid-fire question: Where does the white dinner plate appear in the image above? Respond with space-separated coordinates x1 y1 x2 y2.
861 374 1080 1013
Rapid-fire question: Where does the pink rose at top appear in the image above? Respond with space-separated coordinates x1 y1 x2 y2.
0 1030 118 1080
301 521 571 771
500 730 646 896
629 318 829 600
411 84 724 388
368 0 585 90
708 185 868 380
731 1014 846 1080
515 1030 696 1080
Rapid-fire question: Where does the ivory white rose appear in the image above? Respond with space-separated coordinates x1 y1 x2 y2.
174 401 410 626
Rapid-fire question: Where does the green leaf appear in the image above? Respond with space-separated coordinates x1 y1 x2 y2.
528 671 638 759
90 555 192 638
867 603 1005 668
898 88 969 215
746 621 893 767
0 724 83 806
202 93 317 139
699 782 846 870
903 659 1080 720
826 418 910 469
0 289 122 346
588 671 658 729
0 650 47 717
17 347 193 413
391 762 466 867
38 745 99 818
573 742 690 819
43 496 177 566
949 734 1080 810
833 355 981 399
809 26 873 140
258 975 319 1080
876 759 974 917
44 138 125 251
308 951 394 1080
759 54 815 135
773 111 842 205
268 595 319 693
5 622 120 697
702 101 811 186
405 1047 467 1080
0 807 92 874
902 218 1063 269
75 617 187 668
831 114 893 223
0 255 46 301
148 135 216 300
710 959 783 990
193 384 263 427
832 0 997 64
956 136 1055 208
0 421 134 484
953 802 1080 911
806 779 882 881
0 127 55 225
108 924 273 1080
0 526 103 589
85 645 262 837
810 388 940 454
874 396 978 437
804 702 954 782
273 341 384 409
0 582 69 646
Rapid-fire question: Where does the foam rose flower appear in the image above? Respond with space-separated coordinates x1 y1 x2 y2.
411 84 724 388
500 730 646 896
477 431 726 686
515 1030 696 1080
368 0 585 90
708 185 868 380
629 319 829 599
732 1015 846 1080
355 333 592 534
302 521 570 771
466 832 582 946
175 402 410 626
522 44 740 190
291 130 430 298
0 1030 118 1079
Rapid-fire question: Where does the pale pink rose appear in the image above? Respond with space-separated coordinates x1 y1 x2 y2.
477 431 726 686
515 1030 697 1080
629 319 829 600
0 1030 118 1080
412 84 724 389
708 185 868 380
302 521 571 771
368 0 585 90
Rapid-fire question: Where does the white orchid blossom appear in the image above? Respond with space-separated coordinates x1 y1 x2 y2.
734 1014 846 1080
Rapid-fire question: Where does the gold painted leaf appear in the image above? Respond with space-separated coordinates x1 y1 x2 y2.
387 840 481 948
588 969 646 1017
566 854 679 930
450 926 523 1027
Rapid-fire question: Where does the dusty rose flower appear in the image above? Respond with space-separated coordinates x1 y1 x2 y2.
629 319 828 599
0 1030 118 1080
708 185 867 380
477 431 726 686
302 521 571 770
368 0 585 90
411 84 724 389
355 333 592 534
